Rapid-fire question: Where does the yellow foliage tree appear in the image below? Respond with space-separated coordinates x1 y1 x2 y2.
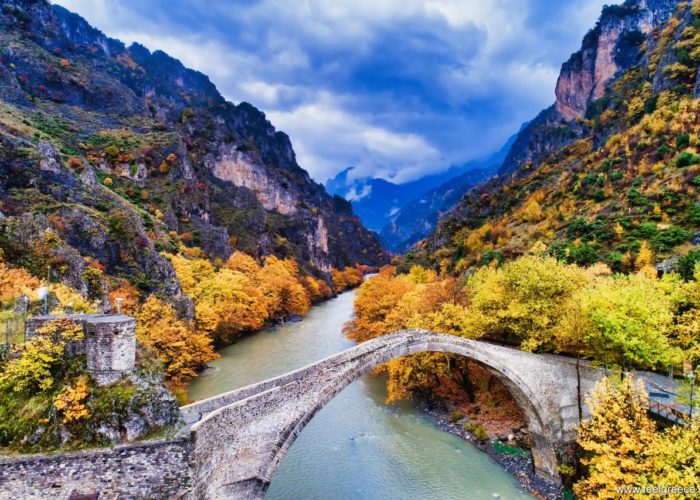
574 376 657 499
0 258 39 303
136 295 217 385
259 256 310 318
0 319 81 393
193 268 270 343
465 255 588 351
53 376 90 423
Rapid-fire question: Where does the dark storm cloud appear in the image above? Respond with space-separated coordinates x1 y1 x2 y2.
54 0 609 183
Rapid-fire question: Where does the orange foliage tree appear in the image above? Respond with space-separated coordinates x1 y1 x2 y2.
136 295 217 386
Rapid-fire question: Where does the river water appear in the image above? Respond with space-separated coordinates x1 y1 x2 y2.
188 289 530 500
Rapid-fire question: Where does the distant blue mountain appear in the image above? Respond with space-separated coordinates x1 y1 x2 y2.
326 134 517 253
380 135 515 253
325 165 470 232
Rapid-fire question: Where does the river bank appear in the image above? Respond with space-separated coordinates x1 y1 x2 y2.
190 289 532 499
416 398 563 499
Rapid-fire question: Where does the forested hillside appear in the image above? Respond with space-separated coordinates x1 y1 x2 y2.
0 0 386 306
354 0 700 495
406 0 700 276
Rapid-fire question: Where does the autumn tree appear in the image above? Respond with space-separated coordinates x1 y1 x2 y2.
350 266 415 342
465 255 588 350
136 295 217 386
641 420 700 491
259 256 310 318
0 257 39 303
0 318 83 393
574 272 682 371
574 376 657 498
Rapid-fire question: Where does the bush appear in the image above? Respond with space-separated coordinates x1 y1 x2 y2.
627 188 648 206
464 421 488 441
676 133 690 149
676 152 700 168
651 226 691 252
677 251 700 281
449 410 464 423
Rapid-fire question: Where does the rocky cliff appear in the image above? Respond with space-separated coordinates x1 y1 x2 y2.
0 0 386 298
418 0 700 272
499 0 678 178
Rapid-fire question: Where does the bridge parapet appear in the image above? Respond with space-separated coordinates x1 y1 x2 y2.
189 330 606 498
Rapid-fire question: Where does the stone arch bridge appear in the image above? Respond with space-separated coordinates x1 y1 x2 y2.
180 329 605 499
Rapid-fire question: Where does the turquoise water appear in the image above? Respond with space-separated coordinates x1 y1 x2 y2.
188 290 530 500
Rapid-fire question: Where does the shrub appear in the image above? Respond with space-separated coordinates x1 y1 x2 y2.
651 226 691 252
676 152 700 167
677 250 700 281
676 132 691 148
449 410 464 423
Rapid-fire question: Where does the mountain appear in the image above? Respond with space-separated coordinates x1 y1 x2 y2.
380 135 515 253
0 0 386 300
325 163 483 232
415 0 700 273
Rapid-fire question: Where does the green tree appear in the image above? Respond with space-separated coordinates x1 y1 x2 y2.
575 273 682 371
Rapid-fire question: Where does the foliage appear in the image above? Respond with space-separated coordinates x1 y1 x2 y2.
135 296 217 386
575 376 700 498
53 376 90 423
574 376 656 499
0 256 39 303
0 318 81 392
465 256 588 351
573 273 682 370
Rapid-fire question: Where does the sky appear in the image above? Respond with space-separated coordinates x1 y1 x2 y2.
53 0 609 184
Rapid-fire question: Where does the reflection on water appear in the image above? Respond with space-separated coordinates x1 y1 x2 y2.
189 290 530 500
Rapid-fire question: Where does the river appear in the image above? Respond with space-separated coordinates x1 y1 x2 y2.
188 289 531 500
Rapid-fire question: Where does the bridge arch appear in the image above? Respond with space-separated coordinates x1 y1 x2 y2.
187 330 600 499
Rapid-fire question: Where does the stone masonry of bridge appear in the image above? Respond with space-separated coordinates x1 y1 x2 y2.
182 330 605 499
0 329 606 499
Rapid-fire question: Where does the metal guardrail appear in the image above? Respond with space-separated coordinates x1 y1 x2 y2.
648 400 691 425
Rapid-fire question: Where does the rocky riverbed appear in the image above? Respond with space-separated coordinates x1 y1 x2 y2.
416 399 563 500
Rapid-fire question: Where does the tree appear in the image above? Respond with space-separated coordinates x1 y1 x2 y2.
259 256 310 318
0 257 39 303
642 420 700 491
192 268 269 343
574 376 657 498
0 318 82 393
575 273 682 371
465 255 589 350
350 266 415 342
136 295 217 386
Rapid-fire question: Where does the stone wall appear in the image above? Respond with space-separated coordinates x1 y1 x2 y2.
0 438 192 498
25 314 135 386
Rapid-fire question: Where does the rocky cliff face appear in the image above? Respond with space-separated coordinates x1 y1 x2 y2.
421 0 699 268
0 0 386 296
499 0 678 178
555 0 677 120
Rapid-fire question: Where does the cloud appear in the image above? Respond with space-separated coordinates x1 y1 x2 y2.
52 0 610 183
268 92 444 183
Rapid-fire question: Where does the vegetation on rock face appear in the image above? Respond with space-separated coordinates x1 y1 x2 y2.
0 0 386 315
408 2 700 280
363 1 700 490
0 318 178 453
